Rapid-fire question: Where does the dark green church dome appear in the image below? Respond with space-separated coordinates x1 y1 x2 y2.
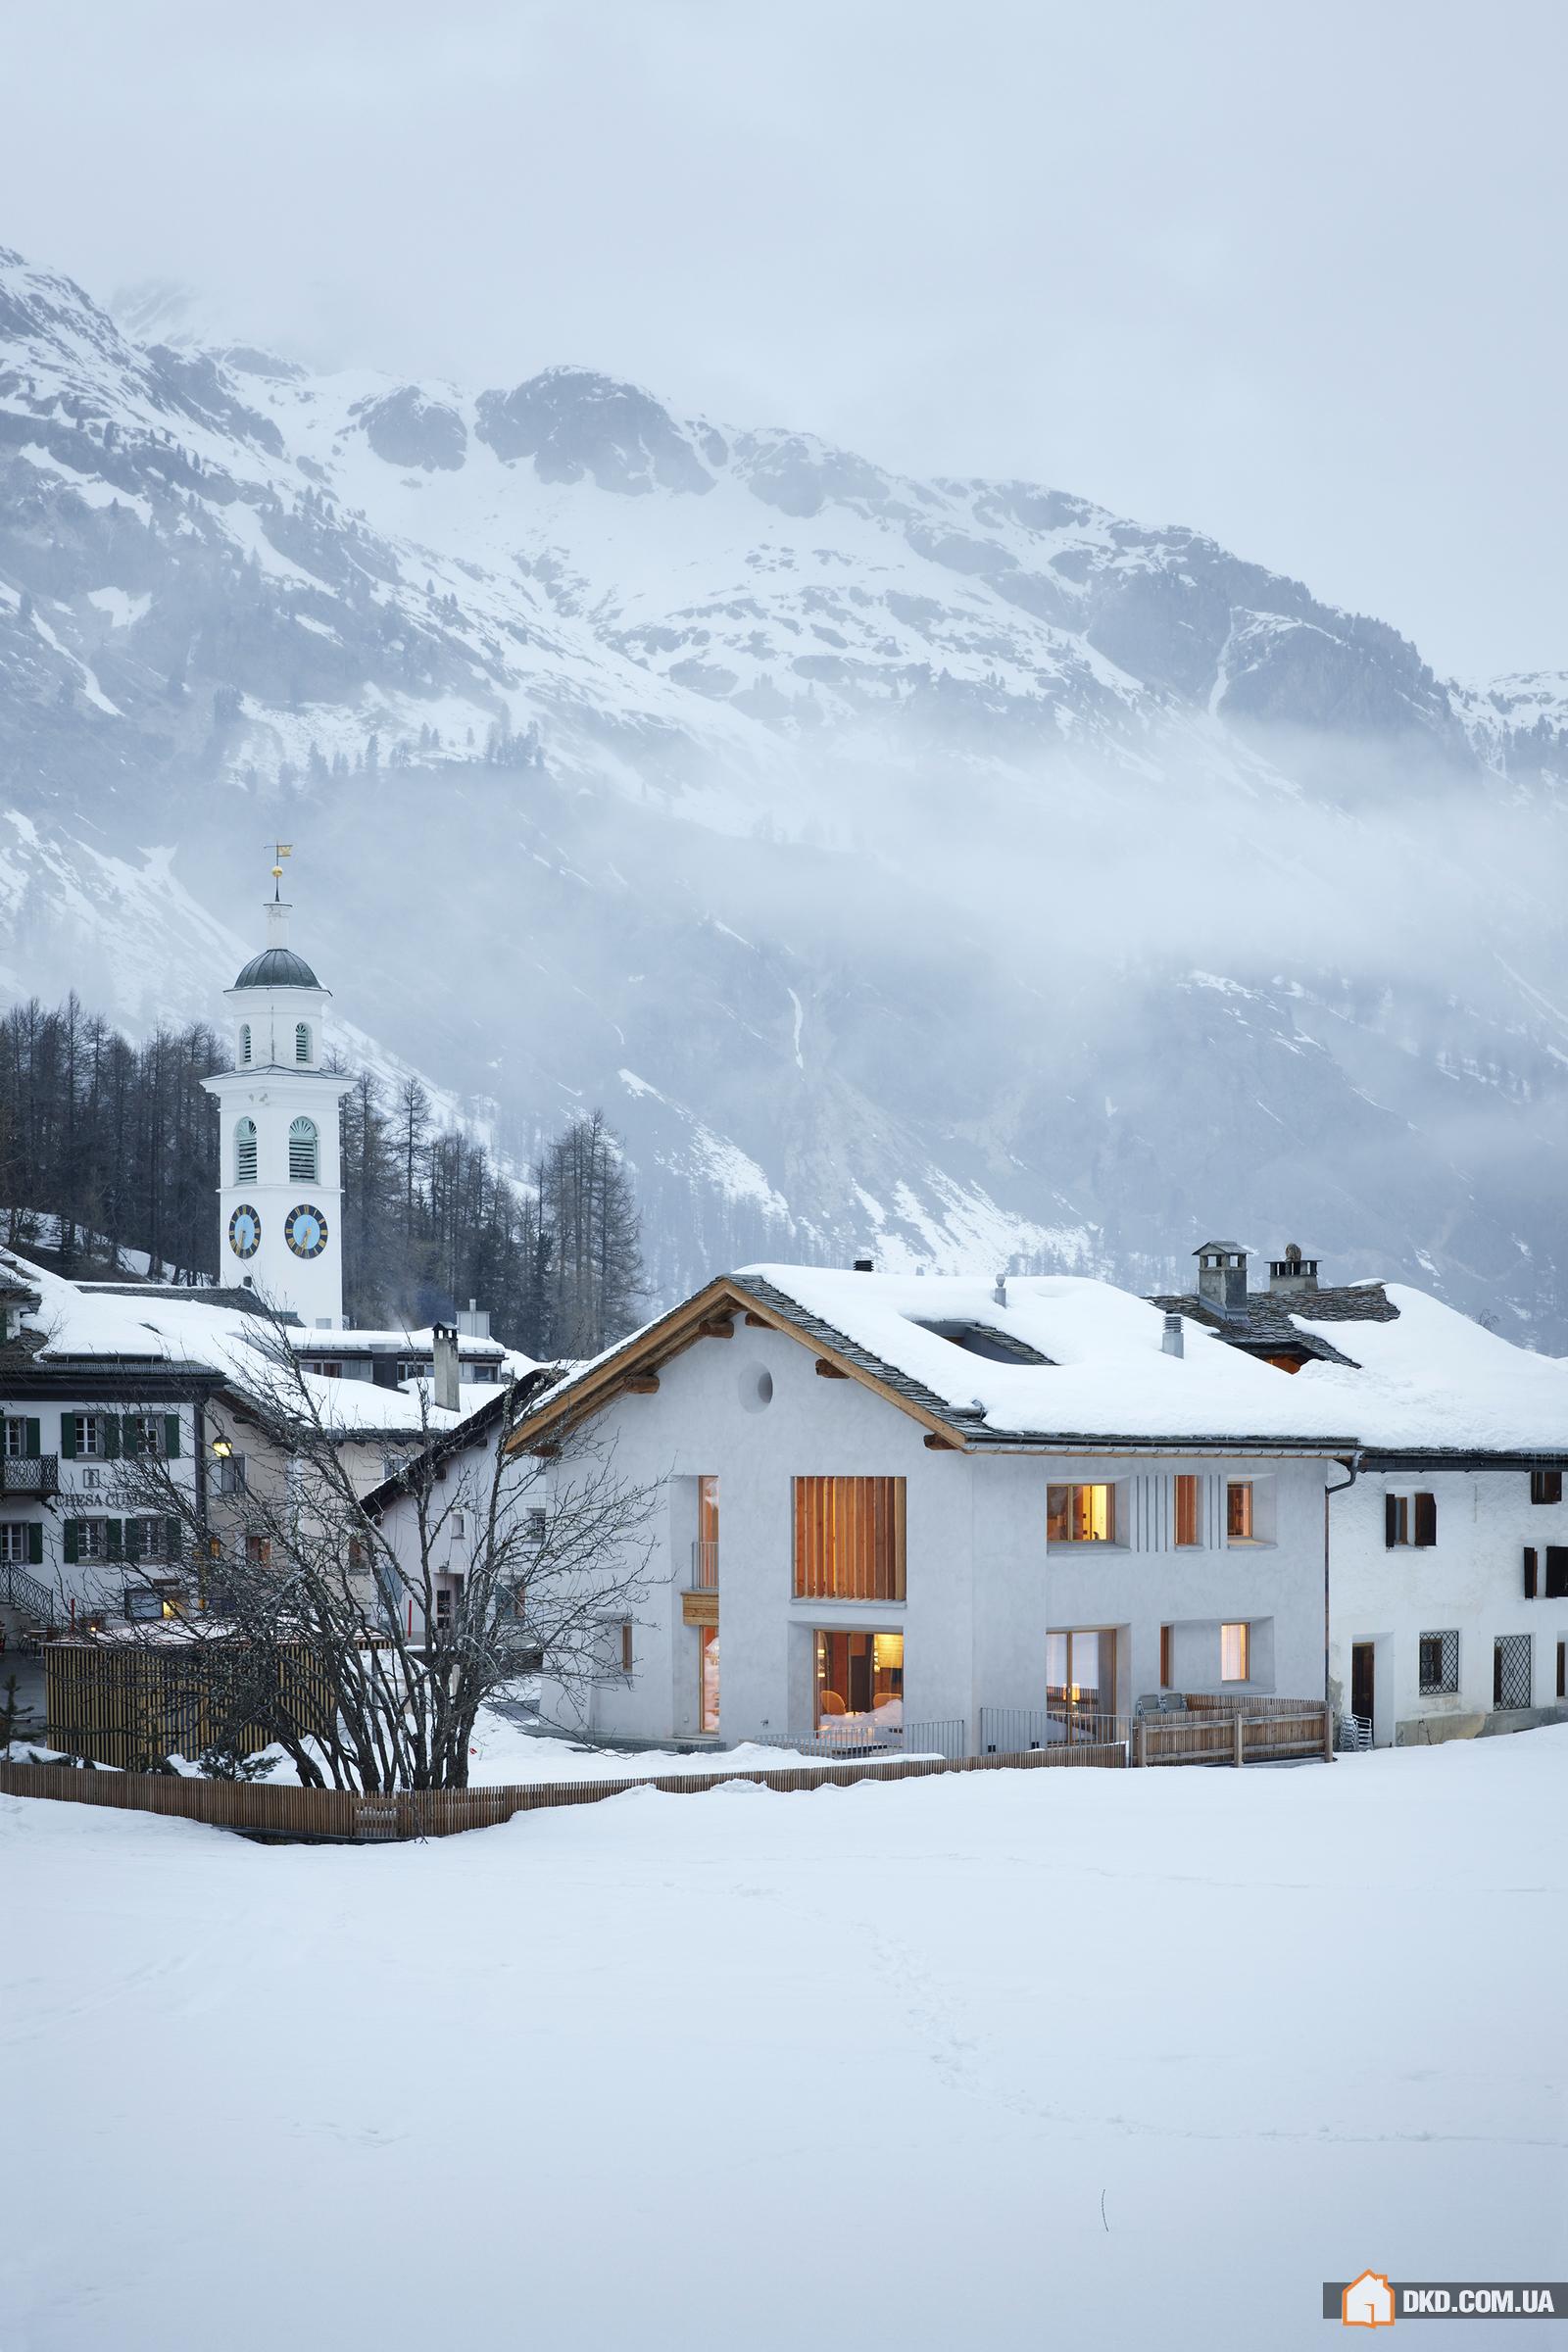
233 947 320 989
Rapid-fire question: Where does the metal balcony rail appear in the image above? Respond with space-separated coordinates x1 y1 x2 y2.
980 1705 1130 1754
748 1717 968 1763
0 1454 60 1498
0 1561 55 1620
690 1540 718 1592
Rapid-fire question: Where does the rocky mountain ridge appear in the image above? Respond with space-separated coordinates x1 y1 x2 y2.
1 245 1564 1339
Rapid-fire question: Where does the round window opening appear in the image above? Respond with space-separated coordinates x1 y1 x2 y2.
739 1362 774 1413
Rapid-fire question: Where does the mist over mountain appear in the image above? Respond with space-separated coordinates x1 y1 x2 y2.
1 244 1564 1338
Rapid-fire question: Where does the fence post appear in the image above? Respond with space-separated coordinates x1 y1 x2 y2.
1234 1714 1245 1768
1322 1704 1334 1763
1136 1720 1147 1769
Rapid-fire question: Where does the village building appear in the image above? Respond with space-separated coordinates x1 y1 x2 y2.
485 1254 1568 1756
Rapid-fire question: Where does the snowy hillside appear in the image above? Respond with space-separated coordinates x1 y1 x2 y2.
1 245 1565 1333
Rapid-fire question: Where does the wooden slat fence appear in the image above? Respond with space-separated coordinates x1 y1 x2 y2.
1135 1701 1330 1768
0 1734 1127 1842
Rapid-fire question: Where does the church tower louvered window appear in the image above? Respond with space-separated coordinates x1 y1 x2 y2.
289 1116 318 1183
235 1117 258 1185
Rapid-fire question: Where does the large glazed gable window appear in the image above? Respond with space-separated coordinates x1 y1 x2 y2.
288 1116 318 1182
295 1021 312 1064
235 1117 258 1185
793 1476 906 1601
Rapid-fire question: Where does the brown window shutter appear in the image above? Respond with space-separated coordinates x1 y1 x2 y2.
1558 1641 1567 1702
1414 1493 1437 1547
1384 1494 1399 1547
1524 1546 1538 1599
1544 1548 1568 1601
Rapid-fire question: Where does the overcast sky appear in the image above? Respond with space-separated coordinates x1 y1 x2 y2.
4 0 1561 679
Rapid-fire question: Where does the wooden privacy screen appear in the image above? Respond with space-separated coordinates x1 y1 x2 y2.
793 1477 906 1601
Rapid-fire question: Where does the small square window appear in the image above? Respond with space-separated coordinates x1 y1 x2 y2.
1047 1483 1115 1544
1226 1483 1253 1543
1530 1469 1564 1506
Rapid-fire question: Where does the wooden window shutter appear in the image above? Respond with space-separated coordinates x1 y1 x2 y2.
1559 1641 1567 1702
104 1416 122 1461
60 1414 76 1459
1544 1547 1568 1601
24 1418 40 1458
122 1415 141 1457
63 1519 79 1564
1524 1546 1538 1599
26 1522 43 1566
106 1519 124 1562
1384 1493 1398 1547
166 1518 181 1564
125 1519 143 1561
164 1414 181 1459
1414 1493 1437 1548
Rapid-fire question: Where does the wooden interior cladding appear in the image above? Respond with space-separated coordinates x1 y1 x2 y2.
793 1476 906 1602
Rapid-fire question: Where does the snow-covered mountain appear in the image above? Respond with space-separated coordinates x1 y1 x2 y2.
2 245 1565 1337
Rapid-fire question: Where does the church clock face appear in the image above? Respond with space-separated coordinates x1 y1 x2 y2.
284 1201 328 1259
227 1203 262 1260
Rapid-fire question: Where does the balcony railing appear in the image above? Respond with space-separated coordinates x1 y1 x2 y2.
980 1704 1130 1754
690 1540 718 1592
749 1718 967 1763
0 1454 59 1499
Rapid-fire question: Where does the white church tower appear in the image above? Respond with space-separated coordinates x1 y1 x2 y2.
202 861 354 1328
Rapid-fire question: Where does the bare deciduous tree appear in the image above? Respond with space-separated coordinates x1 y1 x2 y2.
83 1311 659 1789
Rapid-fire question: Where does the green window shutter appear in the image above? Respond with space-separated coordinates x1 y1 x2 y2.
63 1519 79 1564
164 1415 181 1459
60 1415 76 1459
106 1519 124 1562
24 1418 40 1458
166 1517 181 1564
104 1417 122 1461
27 1522 42 1567
122 1415 141 1457
124 1519 143 1562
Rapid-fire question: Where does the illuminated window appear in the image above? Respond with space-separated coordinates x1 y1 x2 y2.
1174 1475 1200 1547
1220 1622 1250 1682
1047 1483 1114 1544
1046 1628 1108 1710
793 1477 906 1601
235 1117 258 1185
814 1629 902 1727
700 1626 720 1731
1226 1482 1254 1543
288 1117 318 1182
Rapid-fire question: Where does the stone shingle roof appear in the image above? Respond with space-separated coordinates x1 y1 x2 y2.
1146 1283 1397 1370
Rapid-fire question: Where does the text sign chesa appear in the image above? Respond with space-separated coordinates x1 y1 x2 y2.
1327 2279 1568 2323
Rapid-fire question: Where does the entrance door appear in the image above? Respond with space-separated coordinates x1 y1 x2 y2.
1350 1642 1375 1728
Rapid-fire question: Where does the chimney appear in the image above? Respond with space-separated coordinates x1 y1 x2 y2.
1267 1243 1319 1296
431 1322 461 1412
993 1272 1007 1307
1162 1311 1185 1358
1194 1240 1249 1315
853 1255 874 1273
457 1298 492 1340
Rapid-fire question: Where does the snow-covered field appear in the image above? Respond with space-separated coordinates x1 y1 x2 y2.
5 1732 1565 2352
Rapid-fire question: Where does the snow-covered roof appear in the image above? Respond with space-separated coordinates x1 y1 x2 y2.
737 1266 1568 1455
516 1262 1568 1459
1 1251 533 1441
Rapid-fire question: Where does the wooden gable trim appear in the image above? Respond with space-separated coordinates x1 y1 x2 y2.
502 1276 967 1456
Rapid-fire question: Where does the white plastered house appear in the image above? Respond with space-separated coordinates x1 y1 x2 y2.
491 1265 1363 1753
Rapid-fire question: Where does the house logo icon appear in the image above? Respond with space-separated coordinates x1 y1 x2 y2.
1343 2271 1396 2328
